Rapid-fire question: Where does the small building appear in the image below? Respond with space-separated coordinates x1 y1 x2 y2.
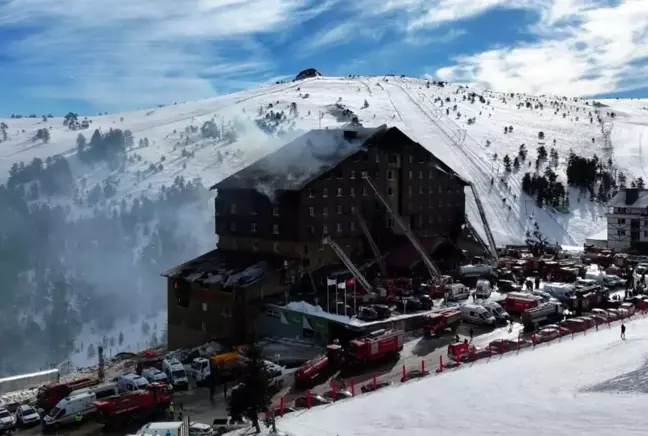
162 249 300 349
606 188 648 251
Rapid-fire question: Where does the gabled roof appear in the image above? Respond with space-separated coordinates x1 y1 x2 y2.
210 124 468 194
211 125 388 192
609 188 648 208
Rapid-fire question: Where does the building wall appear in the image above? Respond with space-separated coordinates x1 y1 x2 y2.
606 206 648 250
257 305 331 345
166 268 291 349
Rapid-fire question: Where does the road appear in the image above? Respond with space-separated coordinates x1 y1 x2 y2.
17 382 227 436
274 321 524 406
14 322 524 435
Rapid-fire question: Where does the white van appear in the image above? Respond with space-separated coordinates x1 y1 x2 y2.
543 283 575 301
190 357 211 386
460 304 496 326
141 368 168 385
162 358 189 390
475 280 492 299
480 301 509 323
118 373 149 392
42 392 96 429
446 284 470 301
135 421 183 436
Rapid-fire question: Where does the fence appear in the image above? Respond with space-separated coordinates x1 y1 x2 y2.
273 309 644 416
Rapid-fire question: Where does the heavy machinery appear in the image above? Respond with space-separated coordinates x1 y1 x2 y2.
423 309 461 337
362 176 443 279
93 382 172 429
294 329 404 388
36 376 99 414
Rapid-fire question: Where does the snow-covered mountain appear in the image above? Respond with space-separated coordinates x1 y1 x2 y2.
1 74 644 373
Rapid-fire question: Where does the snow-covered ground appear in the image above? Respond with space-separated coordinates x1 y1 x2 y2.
3 76 642 247
277 315 648 436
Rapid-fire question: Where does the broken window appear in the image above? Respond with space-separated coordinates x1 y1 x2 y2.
230 222 237 231
230 204 237 214
387 170 394 180
323 188 329 198
273 224 280 234
387 187 393 196
308 207 315 216
273 206 279 216
251 223 258 233
308 189 314 198
337 188 343 197
336 223 342 233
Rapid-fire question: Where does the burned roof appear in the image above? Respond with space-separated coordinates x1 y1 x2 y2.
608 188 648 209
211 125 388 192
162 249 296 288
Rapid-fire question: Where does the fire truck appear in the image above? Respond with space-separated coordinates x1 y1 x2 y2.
36 376 99 414
294 329 404 388
93 382 172 429
423 309 461 338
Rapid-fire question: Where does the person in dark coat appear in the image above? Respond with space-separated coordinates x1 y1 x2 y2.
208 374 215 403
223 380 228 398
621 323 626 340
469 328 474 341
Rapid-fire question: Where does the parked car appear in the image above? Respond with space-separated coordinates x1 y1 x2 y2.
497 280 522 293
294 394 330 409
0 408 15 432
322 389 352 402
15 405 40 427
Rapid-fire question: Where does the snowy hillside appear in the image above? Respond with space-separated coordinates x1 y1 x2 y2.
277 315 648 436
2 75 638 248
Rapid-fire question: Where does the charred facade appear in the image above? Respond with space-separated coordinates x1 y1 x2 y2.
164 125 467 349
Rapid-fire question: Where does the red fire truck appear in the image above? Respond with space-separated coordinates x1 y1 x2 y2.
295 329 404 388
93 382 172 429
423 309 461 338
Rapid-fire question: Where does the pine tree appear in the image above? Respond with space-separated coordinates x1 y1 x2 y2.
227 343 271 432
503 155 512 173
513 156 520 171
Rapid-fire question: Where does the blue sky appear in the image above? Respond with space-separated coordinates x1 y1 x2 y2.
0 0 647 115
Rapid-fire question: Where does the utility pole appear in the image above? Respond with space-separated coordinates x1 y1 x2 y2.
97 345 105 382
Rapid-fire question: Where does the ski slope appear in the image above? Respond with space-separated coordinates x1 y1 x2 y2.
3 75 647 246
277 317 648 436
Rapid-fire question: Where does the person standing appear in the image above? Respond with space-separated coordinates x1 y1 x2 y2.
223 380 228 399
208 374 215 404
621 323 626 340
469 328 474 342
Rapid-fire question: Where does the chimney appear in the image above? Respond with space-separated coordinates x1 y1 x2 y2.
626 188 639 205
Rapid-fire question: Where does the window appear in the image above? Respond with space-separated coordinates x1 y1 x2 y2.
387 170 394 180
273 242 280 252
618 229 626 236
265 307 280 318
388 154 398 164
323 225 329 234
418 186 423 194
408 170 412 179
309 207 315 217
251 223 258 233
418 154 425 163
350 171 356 179
336 223 342 233
273 206 279 216
252 240 258 251
350 222 356 231
308 189 314 198
408 155 413 163
408 186 412 196
418 170 423 179
429 170 433 178
428 186 433 194
362 187 368 196
361 170 368 179
323 207 329 216
252 206 258 215
350 187 355 197
230 222 237 231
337 188 343 197
351 206 357 214
222 307 232 317
308 225 315 235
303 244 309 254
323 188 329 197
318 241 324 250
618 218 626 224
374 170 380 178
644 231 648 237
387 187 393 196
336 170 343 179
375 154 380 162
230 204 237 214
201 322 206 332
202 302 208 312
337 205 343 215
273 224 280 234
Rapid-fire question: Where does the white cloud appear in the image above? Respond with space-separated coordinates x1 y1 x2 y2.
0 0 330 110
435 0 648 96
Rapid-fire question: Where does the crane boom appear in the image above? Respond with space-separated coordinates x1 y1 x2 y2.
354 208 387 276
363 176 441 279
467 183 499 261
323 237 373 292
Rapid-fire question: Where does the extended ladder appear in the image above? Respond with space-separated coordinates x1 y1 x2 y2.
323 237 373 291
363 176 441 279
354 208 387 276
468 183 499 261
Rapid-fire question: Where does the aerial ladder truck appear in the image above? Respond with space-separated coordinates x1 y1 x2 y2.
322 237 373 293
353 208 387 277
362 175 442 280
